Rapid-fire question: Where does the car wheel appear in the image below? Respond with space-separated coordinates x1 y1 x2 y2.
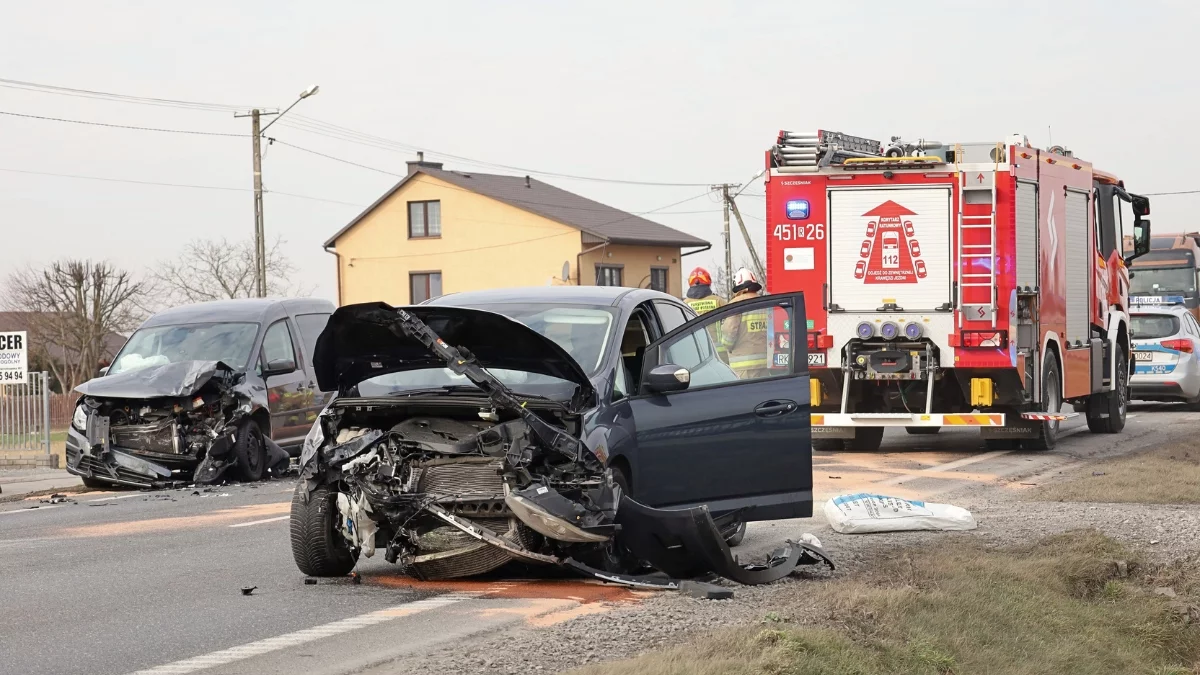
290 484 359 577
1024 354 1062 451
81 476 114 489
724 521 747 547
1086 344 1128 434
905 427 940 435
232 421 266 482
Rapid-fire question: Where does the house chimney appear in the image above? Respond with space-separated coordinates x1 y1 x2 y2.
525 175 531 188
406 152 444 176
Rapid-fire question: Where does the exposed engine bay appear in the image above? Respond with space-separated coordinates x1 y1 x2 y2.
68 361 290 488
294 305 833 588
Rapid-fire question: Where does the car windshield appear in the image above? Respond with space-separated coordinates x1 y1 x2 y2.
356 303 616 399
1130 267 1197 296
1131 314 1180 340
108 322 260 375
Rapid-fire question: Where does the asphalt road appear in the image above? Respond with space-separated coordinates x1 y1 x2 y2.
1 403 1191 675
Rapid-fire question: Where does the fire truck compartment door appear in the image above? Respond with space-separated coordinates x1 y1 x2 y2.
828 187 953 312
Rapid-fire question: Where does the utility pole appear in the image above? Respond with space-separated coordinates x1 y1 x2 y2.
715 184 736 298
726 192 766 283
235 108 278 298
235 85 319 298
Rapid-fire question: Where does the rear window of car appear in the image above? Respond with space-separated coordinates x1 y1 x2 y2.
1132 314 1180 340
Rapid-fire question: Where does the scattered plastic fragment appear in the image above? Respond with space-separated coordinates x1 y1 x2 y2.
679 580 733 600
241 586 257 596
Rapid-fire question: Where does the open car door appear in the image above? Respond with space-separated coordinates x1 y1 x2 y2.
626 292 812 521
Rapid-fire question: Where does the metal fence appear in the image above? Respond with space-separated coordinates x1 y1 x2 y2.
0 372 52 455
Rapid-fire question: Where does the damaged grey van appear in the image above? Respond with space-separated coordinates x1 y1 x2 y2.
291 288 829 586
66 298 334 489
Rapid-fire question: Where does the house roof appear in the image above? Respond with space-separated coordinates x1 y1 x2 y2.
324 165 710 250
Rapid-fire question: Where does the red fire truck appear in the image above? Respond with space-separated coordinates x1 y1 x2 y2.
764 130 1152 451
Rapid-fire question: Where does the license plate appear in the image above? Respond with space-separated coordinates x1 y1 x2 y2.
808 352 826 366
1134 351 1153 362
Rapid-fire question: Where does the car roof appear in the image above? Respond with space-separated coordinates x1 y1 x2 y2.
1131 305 1192 317
140 298 335 328
426 286 681 310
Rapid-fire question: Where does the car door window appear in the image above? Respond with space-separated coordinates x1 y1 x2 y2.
261 320 296 370
618 310 655 394
647 296 800 391
293 313 330 366
652 301 689 334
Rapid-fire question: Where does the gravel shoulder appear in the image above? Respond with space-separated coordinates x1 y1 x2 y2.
372 416 1200 675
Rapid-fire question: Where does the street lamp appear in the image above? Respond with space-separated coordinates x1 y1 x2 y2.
237 84 321 297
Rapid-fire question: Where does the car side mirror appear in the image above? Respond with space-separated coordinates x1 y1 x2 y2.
98 366 109 377
644 364 691 394
264 358 297 377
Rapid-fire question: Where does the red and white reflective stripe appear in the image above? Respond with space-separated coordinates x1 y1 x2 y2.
942 414 1004 426
1020 413 1073 421
812 413 1006 427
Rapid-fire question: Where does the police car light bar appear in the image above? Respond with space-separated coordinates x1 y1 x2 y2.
1131 295 1186 306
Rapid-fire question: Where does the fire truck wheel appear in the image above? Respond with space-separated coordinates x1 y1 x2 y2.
1023 354 1061 451
984 439 1020 450
847 427 884 452
905 427 940 435
1086 344 1128 433
812 438 845 452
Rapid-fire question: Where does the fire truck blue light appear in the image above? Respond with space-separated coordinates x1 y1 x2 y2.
786 200 810 219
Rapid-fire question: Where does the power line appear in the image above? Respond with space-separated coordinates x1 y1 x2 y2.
1144 190 1200 196
0 109 248 137
0 166 360 206
0 77 252 112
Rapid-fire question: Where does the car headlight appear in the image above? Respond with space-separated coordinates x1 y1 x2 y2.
72 404 89 432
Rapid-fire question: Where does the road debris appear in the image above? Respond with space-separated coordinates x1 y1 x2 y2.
241 586 257 596
679 580 733 600
824 493 978 534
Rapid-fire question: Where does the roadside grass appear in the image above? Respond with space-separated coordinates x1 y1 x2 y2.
1029 441 1200 504
571 531 1200 675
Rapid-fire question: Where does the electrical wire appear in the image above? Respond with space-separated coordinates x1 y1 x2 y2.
1144 190 1200 196
0 77 253 111
0 109 248 137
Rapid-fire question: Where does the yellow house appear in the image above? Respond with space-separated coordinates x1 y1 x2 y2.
323 158 710 305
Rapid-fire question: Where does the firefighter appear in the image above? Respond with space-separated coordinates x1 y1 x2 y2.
684 267 728 361
721 268 770 379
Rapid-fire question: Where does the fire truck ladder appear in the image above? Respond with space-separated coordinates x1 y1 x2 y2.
955 143 1002 328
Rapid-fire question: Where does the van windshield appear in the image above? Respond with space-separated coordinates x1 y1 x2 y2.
108 322 260 375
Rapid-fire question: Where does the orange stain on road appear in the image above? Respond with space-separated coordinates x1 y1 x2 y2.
55 501 289 538
367 575 649 605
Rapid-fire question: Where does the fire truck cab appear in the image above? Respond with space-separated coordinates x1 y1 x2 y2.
765 130 1152 451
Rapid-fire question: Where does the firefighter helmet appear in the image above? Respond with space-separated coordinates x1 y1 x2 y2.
732 267 762 294
687 267 712 287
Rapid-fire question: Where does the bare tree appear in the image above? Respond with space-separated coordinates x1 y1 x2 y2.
6 260 148 392
150 236 310 305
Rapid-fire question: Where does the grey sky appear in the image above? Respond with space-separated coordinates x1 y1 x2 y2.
2 0 1197 303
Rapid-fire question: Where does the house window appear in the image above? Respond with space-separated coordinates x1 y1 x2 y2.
408 201 441 238
650 267 670 294
410 272 442 303
596 264 623 287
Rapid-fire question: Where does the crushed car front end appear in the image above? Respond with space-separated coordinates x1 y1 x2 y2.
291 302 830 586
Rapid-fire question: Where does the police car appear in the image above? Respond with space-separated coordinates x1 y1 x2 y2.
1130 296 1200 404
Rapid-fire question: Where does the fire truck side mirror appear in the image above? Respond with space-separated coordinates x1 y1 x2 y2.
1127 218 1152 263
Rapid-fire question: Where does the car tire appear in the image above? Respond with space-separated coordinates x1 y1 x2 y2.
724 521 747 547
1024 354 1062 451
290 484 359 577
847 427 884 452
81 476 114 489
1086 344 1128 434
905 427 940 435
232 421 266 482
812 438 845 451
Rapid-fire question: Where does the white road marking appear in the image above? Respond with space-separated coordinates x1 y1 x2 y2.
88 494 143 503
0 505 64 516
127 593 476 675
228 515 289 528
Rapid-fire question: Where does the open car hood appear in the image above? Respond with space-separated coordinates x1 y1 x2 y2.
314 302 595 399
74 360 238 400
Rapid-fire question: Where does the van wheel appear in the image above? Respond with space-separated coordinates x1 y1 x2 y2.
232 421 265 481
724 521 747 547
1023 354 1061 451
1086 344 1128 433
290 484 359 577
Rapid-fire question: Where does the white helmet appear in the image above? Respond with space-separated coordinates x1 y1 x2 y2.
733 268 758 287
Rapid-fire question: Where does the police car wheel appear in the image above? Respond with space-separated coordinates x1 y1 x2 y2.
1086 344 1128 434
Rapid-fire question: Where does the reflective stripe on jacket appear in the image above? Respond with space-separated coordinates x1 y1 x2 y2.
721 290 769 370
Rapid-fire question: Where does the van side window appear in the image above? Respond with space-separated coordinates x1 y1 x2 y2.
261 320 297 371
294 313 331 365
